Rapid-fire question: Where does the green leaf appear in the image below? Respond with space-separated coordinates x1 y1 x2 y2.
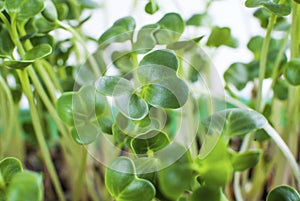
154 13 184 44
138 65 189 108
140 49 179 71
6 171 43 201
207 27 238 48
186 13 212 27
0 157 23 187
133 24 160 54
0 27 14 56
56 92 75 126
72 86 106 144
130 130 170 154
97 116 113 134
158 162 194 200
78 0 101 8
284 59 300 86
231 151 261 171
95 76 134 96
111 51 133 74
33 16 57 33
145 1 159 14
202 108 267 138
188 186 222 201
5 0 44 21
167 36 204 51
267 185 300 201
245 0 291 16
98 17 136 44
115 93 149 120
224 63 249 90
42 1 58 22
4 44 52 69
196 139 233 187
105 157 156 201
273 79 289 100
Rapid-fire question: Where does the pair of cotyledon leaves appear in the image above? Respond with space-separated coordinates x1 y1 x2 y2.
0 157 43 201
95 49 189 120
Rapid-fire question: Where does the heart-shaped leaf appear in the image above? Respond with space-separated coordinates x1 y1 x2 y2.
207 26 238 48
98 17 136 44
202 108 267 139
115 93 149 120
6 171 43 201
130 130 170 154
140 50 179 71
231 150 261 171
133 24 160 54
0 157 23 187
73 85 106 144
111 51 133 73
224 63 249 90
267 185 300 201
245 0 291 16
4 44 52 69
105 157 156 201
95 76 134 96
284 59 300 86
154 13 184 44
138 65 189 108
5 0 44 21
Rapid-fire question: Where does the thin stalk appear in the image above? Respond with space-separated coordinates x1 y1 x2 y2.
0 75 16 156
261 31 289 111
263 124 300 188
17 70 66 201
73 148 88 201
256 14 277 111
57 21 102 76
8 15 66 201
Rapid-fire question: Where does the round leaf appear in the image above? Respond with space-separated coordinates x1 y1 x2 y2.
95 76 133 96
98 17 136 44
284 59 300 86
145 1 159 14
154 13 184 44
56 92 75 126
139 50 179 71
207 27 238 48
6 171 43 201
5 0 44 21
267 185 300 201
245 0 291 16
133 24 160 54
115 93 149 120
105 157 156 201
0 157 23 186
130 130 170 154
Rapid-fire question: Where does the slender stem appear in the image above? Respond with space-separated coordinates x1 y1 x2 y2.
17 70 66 201
0 75 15 155
73 148 88 201
256 14 277 111
263 124 300 188
57 21 102 76
7 15 66 201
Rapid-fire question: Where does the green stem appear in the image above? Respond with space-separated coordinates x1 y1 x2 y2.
7 15 66 201
0 75 15 156
256 14 277 112
57 21 102 76
73 148 88 201
263 124 300 188
17 70 66 201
